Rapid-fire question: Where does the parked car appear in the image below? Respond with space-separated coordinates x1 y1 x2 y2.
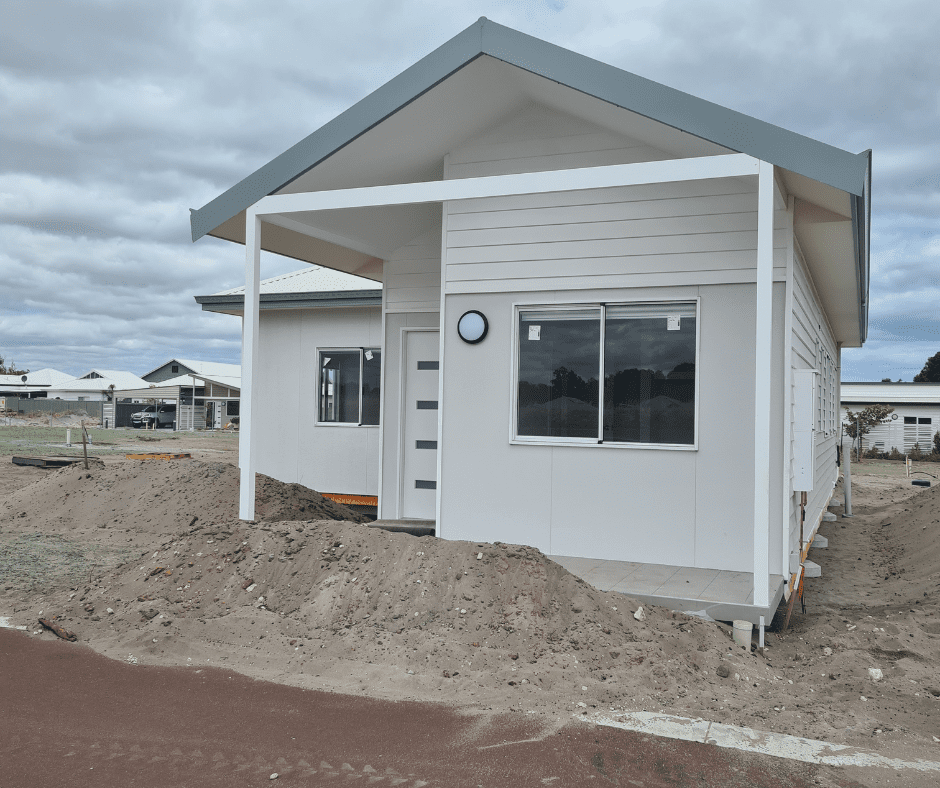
131 403 176 429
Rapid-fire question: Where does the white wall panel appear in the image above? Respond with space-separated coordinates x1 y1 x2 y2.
385 230 442 313
252 307 381 496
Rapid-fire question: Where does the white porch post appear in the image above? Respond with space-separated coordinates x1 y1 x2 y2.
753 161 774 611
239 210 261 521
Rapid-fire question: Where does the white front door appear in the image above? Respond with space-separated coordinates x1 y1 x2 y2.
400 329 439 520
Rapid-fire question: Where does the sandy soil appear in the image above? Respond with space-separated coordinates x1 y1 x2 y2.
1 429 938 773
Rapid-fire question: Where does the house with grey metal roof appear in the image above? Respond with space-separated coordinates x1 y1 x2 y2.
196 267 382 498
191 19 871 635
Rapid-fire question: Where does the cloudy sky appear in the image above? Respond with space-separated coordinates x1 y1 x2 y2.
2 0 937 381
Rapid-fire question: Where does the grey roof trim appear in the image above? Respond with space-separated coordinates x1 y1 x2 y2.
191 17 869 245
480 22 867 196
195 290 383 313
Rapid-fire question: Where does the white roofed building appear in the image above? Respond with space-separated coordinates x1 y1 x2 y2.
842 382 940 454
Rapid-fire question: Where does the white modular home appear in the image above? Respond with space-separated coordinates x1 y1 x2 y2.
196 267 382 502
190 20 871 630
842 382 940 454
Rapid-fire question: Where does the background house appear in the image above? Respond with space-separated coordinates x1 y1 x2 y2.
44 370 149 402
190 19 870 629
842 382 940 453
196 266 381 498
0 368 74 400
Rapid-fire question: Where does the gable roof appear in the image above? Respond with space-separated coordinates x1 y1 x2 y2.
0 368 73 389
140 358 242 381
190 17 871 346
191 17 869 245
54 370 149 391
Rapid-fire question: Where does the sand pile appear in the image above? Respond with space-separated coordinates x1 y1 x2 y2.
871 481 940 590
22 517 779 723
0 459 365 538
3 458 939 753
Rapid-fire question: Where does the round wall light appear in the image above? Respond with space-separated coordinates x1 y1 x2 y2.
457 310 488 344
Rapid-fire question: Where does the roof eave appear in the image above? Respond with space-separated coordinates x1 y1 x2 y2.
195 290 383 314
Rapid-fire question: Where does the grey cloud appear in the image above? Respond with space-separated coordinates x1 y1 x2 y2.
1 1 937 381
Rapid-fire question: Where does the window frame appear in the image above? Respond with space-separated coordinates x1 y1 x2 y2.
315 346 382 427
509 297 700 451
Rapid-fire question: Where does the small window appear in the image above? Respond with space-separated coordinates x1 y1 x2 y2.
515 302 696 446
918 417 932 425
318 348 381 425
171 365 179 373
904 416 917 425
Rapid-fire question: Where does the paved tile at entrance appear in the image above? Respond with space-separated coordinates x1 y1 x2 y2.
550 555 760 607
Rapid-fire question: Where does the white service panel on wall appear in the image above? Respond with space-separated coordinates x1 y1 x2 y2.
792 369 816 492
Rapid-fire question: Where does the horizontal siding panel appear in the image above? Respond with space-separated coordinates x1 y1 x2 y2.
386 287 441 304
447 250 787 282
447 192 759 231
385 271 441 289
448 131 649 165
446 146 669 179
448 212 759 247
385 303 440 313
448 178 756 215
386 261 439 277
447 229 789 266
445 268 787 294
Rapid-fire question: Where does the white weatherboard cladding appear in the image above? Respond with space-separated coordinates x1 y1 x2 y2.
384 230 441 313
444 179 788 294
849 406 939 453
438 285 786 573
379 311 440 519
787 245 839 553
251 307 381 495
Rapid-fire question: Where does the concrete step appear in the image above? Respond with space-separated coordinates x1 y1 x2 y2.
811 535 828 549
803 560 821 578
822 512 837 522
829 499 843 508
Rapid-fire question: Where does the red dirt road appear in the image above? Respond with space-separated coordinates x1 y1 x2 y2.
0 629 859 788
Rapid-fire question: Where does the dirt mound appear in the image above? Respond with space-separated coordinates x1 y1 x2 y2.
0 458 365 533
21 517 778 722
3 459 939 757
874 481 940 586
0 460 366 592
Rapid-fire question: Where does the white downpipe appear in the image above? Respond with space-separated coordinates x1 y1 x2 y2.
753 161 774 613
239 211 261 521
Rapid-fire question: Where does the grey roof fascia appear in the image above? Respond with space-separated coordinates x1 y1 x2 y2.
190 20 486 243
479 21 868 197
195 290 383 313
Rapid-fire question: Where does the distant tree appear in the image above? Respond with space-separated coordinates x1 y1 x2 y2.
914 351 940 382
0 355 29 375
843 404 894 461
934 430 940 457
881 377 892 382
